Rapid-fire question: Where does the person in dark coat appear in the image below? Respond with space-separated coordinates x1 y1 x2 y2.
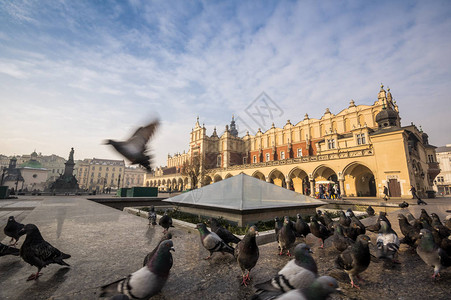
383 186 389 201
319 184 324 199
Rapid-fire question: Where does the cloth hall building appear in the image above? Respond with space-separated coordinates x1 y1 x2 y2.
146 85 439 199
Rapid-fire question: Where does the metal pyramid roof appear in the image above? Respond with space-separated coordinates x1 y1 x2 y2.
164 173 324 211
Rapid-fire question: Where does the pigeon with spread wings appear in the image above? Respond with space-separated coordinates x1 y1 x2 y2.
104 119 159 172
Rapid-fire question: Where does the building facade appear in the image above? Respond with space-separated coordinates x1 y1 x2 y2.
76 158 125 193
146 85 439 199
434 144 451 195
123 166 146 188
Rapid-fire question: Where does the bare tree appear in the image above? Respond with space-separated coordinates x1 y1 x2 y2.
181 154 202 189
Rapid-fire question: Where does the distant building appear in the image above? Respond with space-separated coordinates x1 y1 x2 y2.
123 166 146 188
434 144 451 195
146 84 439 199
76 158 125 193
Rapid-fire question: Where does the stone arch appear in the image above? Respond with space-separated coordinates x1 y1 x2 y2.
288 167 309 194
178 178 183 191
214 174 223 182
162 179 166 185
171 178 177 190
183 177 189 189
158 179 161 186
146 181 150 187
225 173 233 179
252 170 265 181
268 169 286 188
312 164 339 198
342 162 376 197
203 175 212 186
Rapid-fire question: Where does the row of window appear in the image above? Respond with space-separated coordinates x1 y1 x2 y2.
436 176 445 183
251 149 304 164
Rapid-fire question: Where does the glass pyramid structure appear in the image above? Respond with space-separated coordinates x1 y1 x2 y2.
164 173 324 211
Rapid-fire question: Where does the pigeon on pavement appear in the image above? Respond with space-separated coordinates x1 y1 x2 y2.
420 209 432 225
148 206 157 226
366 211 391 232
332 225 354 252
366 206 375 217
416 229 451 279
143 232 172 266
104 119 159 172
376 220 400 263
4 216 24 246
253 243 318 299
195 223 234 259
294 214 310 238
0 242 20 256
397 213 421 249
335 234 371 288
431 213 451 239
159 210 174 233
101 240 174 298
399 201 409 208
274 276 340 300
235 225 259 286
210 218 241 244
309 216 331 249
278 216 296 256
18 224 71 281
275 217 283 244
339 211 351 227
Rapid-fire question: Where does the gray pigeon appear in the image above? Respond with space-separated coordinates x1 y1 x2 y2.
294 214 310 238
253 244 318 299
195 223 234 259
235 225 259 286
0 242 20 256
18 224 71 281
274 276 341 300
376 220 400 263
210 217 241 244
148 206 157 226
158 210 174 233
332 225 354 252
278 216 296 256
143 232 172 266
416 229 451 279
366 206 375 217
275 217 283 244
4 216 24 246
335 234 371 288
101 240 174 298
104 119 159 172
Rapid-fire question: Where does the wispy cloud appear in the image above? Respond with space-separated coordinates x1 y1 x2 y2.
0 0 450 166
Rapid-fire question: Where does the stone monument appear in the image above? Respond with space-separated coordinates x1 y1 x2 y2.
49 147 79 194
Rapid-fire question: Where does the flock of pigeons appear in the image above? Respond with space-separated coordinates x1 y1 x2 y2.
2 206 451 300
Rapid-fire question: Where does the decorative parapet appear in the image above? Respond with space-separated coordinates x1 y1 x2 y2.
206 148 374 173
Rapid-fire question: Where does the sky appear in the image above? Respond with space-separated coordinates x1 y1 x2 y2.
0 0 450 167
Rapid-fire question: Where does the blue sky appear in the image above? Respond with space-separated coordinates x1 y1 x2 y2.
0 0 450 167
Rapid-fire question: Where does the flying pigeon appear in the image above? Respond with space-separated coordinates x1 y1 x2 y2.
159 210 174 233
366 206 375 216
253 243 318 299
416 229 451 279
278 216 296 256
0 242 20 256
4 216 24 246
195 223 234 259
332 225 354 252
104 119 159 172
101 240 174 298
18 224 71 281
376 220 400 263
148 206 157 226
210 217 241 244
294 214 310 238
397 213 421 249
143 232 172 267
309 216 331 248
235 225 259 286
273 276 341 300
335 234 371 288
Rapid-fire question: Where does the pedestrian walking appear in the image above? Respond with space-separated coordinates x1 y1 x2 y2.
383 185 389 201
410 185 427 205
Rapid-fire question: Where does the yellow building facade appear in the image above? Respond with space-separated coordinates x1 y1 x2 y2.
146 85 440 199
76 158 125 193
